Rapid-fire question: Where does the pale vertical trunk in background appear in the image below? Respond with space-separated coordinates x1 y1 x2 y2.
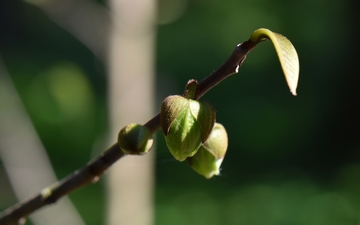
0 59 85 225
107 1 156 225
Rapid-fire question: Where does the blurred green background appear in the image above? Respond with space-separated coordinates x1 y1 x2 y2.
1 0 360 224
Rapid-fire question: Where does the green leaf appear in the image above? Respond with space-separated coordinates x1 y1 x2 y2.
250 28 300 96
160 95 216 162
166 103 203 161
187 123 228 179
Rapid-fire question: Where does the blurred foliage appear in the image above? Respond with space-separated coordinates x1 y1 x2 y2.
1 0 360 224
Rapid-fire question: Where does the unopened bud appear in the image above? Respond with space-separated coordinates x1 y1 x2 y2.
160 95 215 161
118 123 153 155
188 123 228 178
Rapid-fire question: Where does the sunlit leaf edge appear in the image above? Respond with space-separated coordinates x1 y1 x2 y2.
250 28 300 96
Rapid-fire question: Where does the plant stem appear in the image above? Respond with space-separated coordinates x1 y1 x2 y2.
0 144 124 225
196 42 255 99
144 41 256 133
0 41 255 225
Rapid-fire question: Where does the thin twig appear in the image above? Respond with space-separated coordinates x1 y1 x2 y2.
143 41 256 132
0 144 124 225
195 41 256 99
0 41 255 225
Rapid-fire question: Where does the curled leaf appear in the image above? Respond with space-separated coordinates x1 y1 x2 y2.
250 28 299 96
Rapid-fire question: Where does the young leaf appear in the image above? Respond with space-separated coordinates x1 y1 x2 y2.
250 28 299 96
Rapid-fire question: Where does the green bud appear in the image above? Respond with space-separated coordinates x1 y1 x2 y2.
118 123 153 155
188 123 228 179
160 95 215 161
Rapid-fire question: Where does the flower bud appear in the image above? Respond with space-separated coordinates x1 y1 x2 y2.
188 123 228 179
118 123 153 155
160 95 215 161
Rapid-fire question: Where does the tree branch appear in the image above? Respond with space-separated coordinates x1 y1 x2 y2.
195 41 256 99
143 41 256 133
0 143 123 225
0 41 254 225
